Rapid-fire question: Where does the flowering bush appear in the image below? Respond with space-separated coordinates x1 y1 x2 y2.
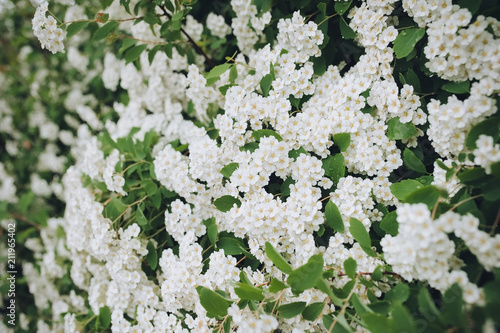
1 0 500 332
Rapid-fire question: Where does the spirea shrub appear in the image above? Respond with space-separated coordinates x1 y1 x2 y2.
1 0 500 332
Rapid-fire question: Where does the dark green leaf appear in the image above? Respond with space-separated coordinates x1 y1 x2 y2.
265 242 292 274
208 223 218 245
196 286 232 318
459 0 482 15
343 257 357 279
325 200 344 232
260 73 273 96
136 207 148 226
287 254 324 294
339 16 356 39
99 306 111 328
372 265 384 281
119 37 137 54
417 287 442 324
217 237 245 256
66 21 90 39
380 211 398 236
403 148 426 173
442 80 470 94
125 44 148 64
387 117 418 140
213 195 241 212
335 0 353 15
328 153 345 184
302 302 324 321
405 68 421 92
385 283 410 303
104 196 128 221
92 21 119 42
405 185 447 210
278 302 307 319
465 117 500 150
146 241 158 270
393 28 425 59
441 283 465 327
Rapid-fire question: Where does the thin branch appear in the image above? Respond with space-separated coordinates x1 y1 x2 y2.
159 5 215 68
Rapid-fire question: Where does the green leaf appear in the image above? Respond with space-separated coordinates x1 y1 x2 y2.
92 21 119 42
403 148 426 173
333 133 351 152
442 80 470 94
220 162 239 179
18 191 35 214
278 302 307 319
302 302 325 321
146 241 158 270
196 286 232 318
229 64 238 84
362 313 392 333
387 117 418 140
441 283 465 327
372 265 384 281
465 117 500 150
265 242 292 274
99 306 111 328
393 28 425 59
240 142 259 152
269 278 288 293
404 185 447 210
325 200 345 232
390 179 423 201
385 283 410 303
458 0 482 15
234 283 264 301
213 195 241 212
136 207 148 227
66 21 90 39
119 37 137 54
217 237 245 256
207 223 218 245
391 303 416 333
380 211 398 236
335 0 353 15
206 63 232 80
349 218 376 257
343 258 357 279
125 44 148 64
252 129 283 142
417 287 442 324
287 254 324 294
351 293 373 316
405 68 421 92
260 73 273 96
483 179 500 201
325 153 345 184
141 179 158 196
339 16 356 39
103 196 128 221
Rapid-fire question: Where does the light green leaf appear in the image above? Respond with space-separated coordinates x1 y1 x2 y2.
350 218 376 257
393 28 425 59
213 195 241 212
217 237 245 256
136 207 148 227
265 242 292 274
387 117 418 140
207 223 218 245
119 37 137 54
196 286 232 318
234 283 264 301
404 185 447 210
385 283 410 303
390 179 423 201
220 162 239 179
403 148 426 173
260 73 274 96
66 21 90 39
252 129 283 142
269 278 288 293
206 63 232 80
333 133 351 152
343 257 357 279
278 302 307 319
325 200 344 232
125 44 148 63
302 302 325 321
329 153 345 184
287 254 324 294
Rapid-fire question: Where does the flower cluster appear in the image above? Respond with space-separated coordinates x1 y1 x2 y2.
474 135 500 174
32 1 65 54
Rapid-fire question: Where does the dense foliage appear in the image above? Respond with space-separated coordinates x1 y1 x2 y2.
1 0 500 332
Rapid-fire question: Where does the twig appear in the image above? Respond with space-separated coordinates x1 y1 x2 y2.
159 5 215 68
